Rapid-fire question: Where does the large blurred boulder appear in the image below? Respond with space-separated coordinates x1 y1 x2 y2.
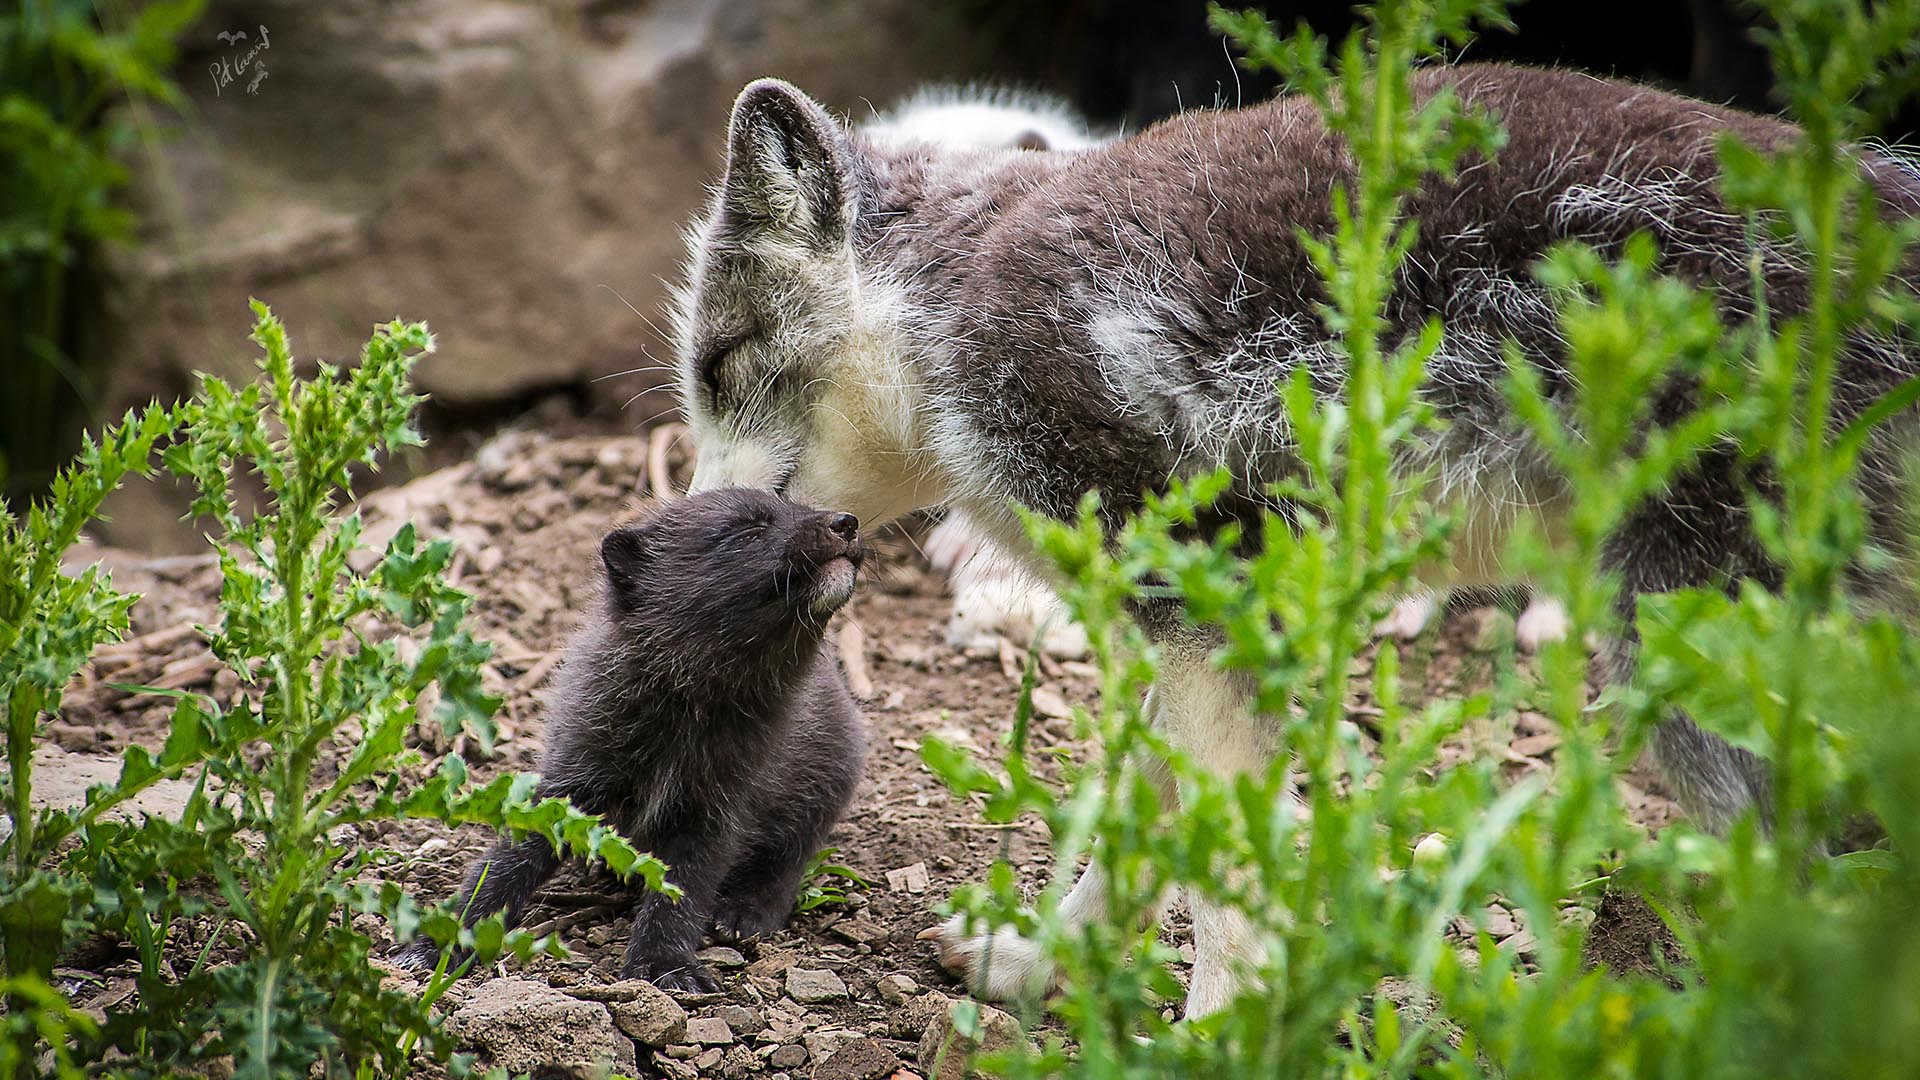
108 0 982 419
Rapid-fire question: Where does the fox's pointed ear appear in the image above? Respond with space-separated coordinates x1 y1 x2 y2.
601 524 654 598
721 79 853 249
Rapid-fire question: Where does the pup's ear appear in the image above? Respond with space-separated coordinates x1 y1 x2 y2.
720 79 854 250
600 525 654 598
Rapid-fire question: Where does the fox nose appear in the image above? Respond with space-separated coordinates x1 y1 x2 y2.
826 513 859 542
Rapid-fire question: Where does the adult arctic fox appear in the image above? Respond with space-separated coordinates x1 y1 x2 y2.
671 65 1920 1015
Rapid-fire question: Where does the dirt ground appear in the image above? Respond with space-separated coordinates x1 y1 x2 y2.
51 427 1683 1079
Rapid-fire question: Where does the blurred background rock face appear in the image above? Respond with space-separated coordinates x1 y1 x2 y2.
108 0 991 434
13 0 1914 548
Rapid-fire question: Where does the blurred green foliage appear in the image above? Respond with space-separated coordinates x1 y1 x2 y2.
0 303 663 1077
1 0 204 505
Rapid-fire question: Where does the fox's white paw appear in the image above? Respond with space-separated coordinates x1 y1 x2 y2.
946 572 1088 659
1376 591 1439 641
917 915 1059 1001
1515 595 1571 651
923 516 982 579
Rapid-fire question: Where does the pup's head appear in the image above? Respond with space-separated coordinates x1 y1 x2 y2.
673 79 934 527
599 491 866 658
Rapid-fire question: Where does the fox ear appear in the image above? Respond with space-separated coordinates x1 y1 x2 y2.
600 524 654 598
721 79 853 249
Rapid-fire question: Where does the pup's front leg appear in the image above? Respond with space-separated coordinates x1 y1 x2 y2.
394 834 561 972
622 816 738 993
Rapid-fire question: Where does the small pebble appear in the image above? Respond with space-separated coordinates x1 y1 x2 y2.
875 974 918 1005
719 1004 766 1035
698 945 748 969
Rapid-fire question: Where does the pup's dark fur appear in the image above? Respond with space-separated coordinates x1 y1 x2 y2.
398 489 867 992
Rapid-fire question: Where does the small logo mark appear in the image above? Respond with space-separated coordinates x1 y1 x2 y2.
209 25 272 97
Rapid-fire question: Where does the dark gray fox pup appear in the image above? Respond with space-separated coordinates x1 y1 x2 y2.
397 488 867 992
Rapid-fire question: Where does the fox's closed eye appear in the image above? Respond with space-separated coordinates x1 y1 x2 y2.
697 331 754 402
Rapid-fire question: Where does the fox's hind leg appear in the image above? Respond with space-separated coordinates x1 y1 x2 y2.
1606 454 1776 831
708 801 842 944
1144 643 1274 1017
708 837 814 943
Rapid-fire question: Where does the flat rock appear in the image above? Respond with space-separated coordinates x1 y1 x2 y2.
718 1004 766 1035
11 745 200 824
446 976 635 1078
786 966 849 1003
685 1015 735 1046
918 1000 1026 1080
697 945 748 969
887 992 951 1040
607 981 688 1048
814 1037 904 1080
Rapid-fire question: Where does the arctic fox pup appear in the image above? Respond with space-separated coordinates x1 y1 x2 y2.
398 490 867 992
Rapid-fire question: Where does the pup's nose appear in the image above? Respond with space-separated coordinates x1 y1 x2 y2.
826 513 859 541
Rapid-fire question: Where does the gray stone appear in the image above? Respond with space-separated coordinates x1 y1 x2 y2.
875 973 919 1005
686 1015 735 1046
652 1050 700 1080
445 976 635 1078
887 991 951 1040
803 1028 863 1062
770 1044 808 1068
814 1037 902 1080
719 1004 766 1035
608 980 688 1047
919 1000 1027 1080
785 967 849 1004
698 945 749 969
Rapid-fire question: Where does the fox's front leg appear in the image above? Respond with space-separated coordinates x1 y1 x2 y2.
922 701 1180 1001
622 814 739 994
1140 641 1274 1017
926 641 1267 1017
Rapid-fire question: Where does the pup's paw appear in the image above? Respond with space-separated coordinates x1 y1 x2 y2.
628 957 721 996
391 939 447 973
710 897 785 944
916 914 1056 1001
1515 595 1571 651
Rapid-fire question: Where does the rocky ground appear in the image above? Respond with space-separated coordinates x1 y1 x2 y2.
47 427 1682 1079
